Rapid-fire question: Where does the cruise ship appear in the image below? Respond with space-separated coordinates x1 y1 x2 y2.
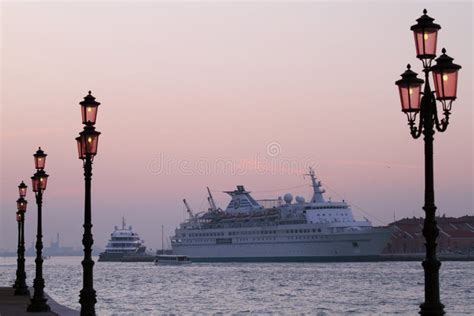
171 168 393 262
98 218 154 262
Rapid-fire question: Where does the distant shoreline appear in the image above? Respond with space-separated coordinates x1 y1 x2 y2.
2 254 473 262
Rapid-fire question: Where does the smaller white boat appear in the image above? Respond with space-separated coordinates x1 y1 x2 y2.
154 255 192 265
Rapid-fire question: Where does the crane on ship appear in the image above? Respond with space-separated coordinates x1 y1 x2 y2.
207 187 219 212
183 199 195 219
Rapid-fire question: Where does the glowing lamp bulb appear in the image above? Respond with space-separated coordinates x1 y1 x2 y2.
87 137 92 143
424 33 429 41
40 178 43 182
442 74 448 82
409 88 413 95
87 107 92 112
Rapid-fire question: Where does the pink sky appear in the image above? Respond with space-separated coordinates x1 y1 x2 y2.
1 2 472 250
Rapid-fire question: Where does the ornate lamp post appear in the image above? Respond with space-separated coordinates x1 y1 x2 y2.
27 148 51 312
76 91 101 315
13 182 26 289
14 181 30 296
395 9 461 316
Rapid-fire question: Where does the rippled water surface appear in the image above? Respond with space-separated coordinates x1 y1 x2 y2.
0 256 472 315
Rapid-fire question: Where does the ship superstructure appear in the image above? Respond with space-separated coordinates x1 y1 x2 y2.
171 168 392 262
99 218 153 262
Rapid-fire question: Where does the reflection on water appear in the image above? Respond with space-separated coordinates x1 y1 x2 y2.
0 256 472 315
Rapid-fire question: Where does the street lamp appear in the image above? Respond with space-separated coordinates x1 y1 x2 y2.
27 148 51 312
395 9 461 316
13 183 25 289
14 181 29 296
19 181 28 198
76 91 101 315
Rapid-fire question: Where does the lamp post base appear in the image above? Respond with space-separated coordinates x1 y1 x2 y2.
27 298 51 313
420 302 445 316
79 288 97 316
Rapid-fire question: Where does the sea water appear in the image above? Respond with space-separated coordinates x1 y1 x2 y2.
0 256 472 315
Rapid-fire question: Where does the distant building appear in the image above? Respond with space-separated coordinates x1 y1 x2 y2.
25 233 101 256
384 215 474 254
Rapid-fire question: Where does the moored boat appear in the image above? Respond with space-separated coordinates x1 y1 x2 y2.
98 218 154 262
154 255 192 265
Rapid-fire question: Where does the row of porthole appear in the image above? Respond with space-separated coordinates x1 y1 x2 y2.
176 234 331 244
182 228 325 238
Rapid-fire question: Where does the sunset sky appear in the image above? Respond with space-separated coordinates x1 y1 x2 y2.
1 1 472 251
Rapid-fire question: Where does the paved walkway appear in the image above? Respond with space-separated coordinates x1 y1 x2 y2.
0 287 79 316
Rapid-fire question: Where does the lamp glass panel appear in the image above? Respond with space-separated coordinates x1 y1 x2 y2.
76 137 85 159
81 105 98 125
83 134 99 155
31 178 39 192
433 70 458 100
34 155 46 170
17 200 27 212
39 175 48 190
19 187 27 198
398 84 421 112
414 29 438 57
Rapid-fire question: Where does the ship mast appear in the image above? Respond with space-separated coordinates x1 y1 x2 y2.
305 167 326 203
161 225 164 252
122 216 126 230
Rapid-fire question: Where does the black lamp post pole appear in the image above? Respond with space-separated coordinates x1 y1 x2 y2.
418 71 444 315
14 211 29 296
79 153 97 315
27 188 50 312
13 214 21 289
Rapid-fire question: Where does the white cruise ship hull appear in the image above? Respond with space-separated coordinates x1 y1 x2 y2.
172 227 392 262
